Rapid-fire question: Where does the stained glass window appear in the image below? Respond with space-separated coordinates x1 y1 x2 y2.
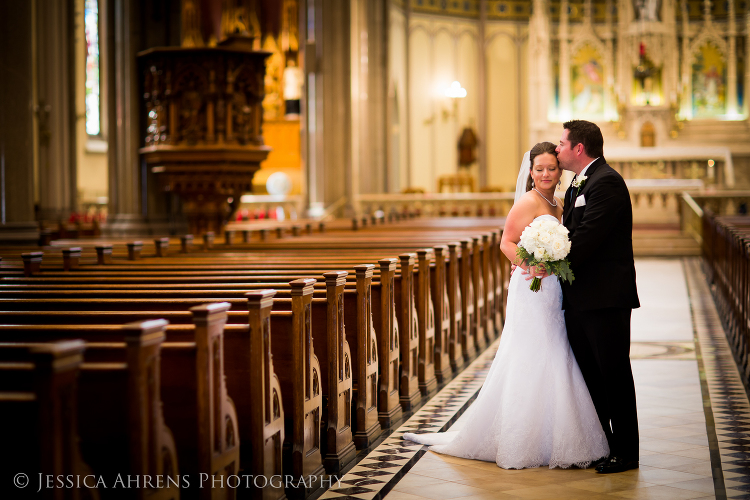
85 0 100 136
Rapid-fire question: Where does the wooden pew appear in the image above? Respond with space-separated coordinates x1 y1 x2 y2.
428 246 452 383
0 340 99 500
0 276 403 433
2 219 508 446
0 311 241 500
0 321 181 500
0 271 381 456
161 303 240 500
269 279 325 496
224 291 285 500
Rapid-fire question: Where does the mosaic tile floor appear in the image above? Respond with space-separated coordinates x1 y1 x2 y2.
317 258 750 499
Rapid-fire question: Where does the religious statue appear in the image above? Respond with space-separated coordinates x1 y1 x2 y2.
634 0 660 21
458 127 478 168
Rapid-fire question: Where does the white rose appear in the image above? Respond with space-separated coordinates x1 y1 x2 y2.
539 232 552 244
530 220 542 229
555 225 568 235
552 239 566 257
533 247 544 260
543 220 557 230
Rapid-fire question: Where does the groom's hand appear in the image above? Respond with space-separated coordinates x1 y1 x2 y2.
523 264 550 280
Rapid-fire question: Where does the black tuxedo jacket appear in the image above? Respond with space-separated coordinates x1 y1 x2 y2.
561 157 640 312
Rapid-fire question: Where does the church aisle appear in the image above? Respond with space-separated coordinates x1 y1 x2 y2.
319 258 749 500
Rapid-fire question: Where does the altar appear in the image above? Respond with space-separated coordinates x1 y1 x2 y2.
607 146 735 187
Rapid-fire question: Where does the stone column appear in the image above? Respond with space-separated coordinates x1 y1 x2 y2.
478 0 488 188
356 0 389 196
559 0 571 120
404 0 412 188
604 0 615 118
663 0 679 108
36 0 77 222
726 0 737 115
679 0 691 117
616 0 631 107
104 0 148 235
0 0 40 242
528 0 550 144
306 0 355 215
746 12 750 116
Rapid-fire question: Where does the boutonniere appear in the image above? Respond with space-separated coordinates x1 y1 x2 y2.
571 175 587 194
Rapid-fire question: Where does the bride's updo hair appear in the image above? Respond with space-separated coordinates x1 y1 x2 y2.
526 142 558 192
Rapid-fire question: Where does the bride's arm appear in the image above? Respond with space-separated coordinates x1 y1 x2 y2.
500 195 537 271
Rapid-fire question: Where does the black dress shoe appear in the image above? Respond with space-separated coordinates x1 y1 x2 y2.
590 456 609 469
595 456 639 474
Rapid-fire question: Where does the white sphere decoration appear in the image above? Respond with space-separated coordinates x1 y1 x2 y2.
266 172 293 196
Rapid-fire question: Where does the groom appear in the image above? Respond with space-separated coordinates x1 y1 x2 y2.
556 120 640 473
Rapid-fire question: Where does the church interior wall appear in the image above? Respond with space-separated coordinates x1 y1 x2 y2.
6 0 750 240
487 28 524 190
407 14 483 192
404 12 533 193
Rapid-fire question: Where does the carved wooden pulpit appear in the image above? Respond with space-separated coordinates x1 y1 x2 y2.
138 42 271 235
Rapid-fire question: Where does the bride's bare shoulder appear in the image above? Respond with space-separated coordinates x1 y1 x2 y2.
507 192 540 227
511 191 541 214
517 190 541 206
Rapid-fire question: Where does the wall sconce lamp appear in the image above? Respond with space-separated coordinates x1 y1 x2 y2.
445 81 467 99
424 81 467 125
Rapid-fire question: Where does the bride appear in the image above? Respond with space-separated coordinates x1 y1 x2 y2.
404 142 609 469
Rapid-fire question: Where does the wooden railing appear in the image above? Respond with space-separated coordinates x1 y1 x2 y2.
354 193 516 218
702 211 750 385
229 188 750 236
681 191 750 246
680 193 704 245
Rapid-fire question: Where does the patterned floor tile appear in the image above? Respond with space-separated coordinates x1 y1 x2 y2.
318 340 500 500
684 257 750 499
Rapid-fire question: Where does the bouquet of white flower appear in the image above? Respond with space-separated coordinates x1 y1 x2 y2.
516 219 575 292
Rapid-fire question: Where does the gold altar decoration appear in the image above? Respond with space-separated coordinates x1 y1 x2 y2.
138 42 271 235
262 34 284 120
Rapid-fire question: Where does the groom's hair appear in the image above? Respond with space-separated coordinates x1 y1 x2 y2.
563 120 604 158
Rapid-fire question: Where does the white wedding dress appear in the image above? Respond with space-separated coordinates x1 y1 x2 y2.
404 214 609 469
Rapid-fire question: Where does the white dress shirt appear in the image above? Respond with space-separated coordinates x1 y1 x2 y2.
579 157 600 178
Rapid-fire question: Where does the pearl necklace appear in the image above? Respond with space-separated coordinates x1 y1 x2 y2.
533 188 558 207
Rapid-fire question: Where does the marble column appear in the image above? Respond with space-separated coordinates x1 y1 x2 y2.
0 0 41 243
36 0 77 222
